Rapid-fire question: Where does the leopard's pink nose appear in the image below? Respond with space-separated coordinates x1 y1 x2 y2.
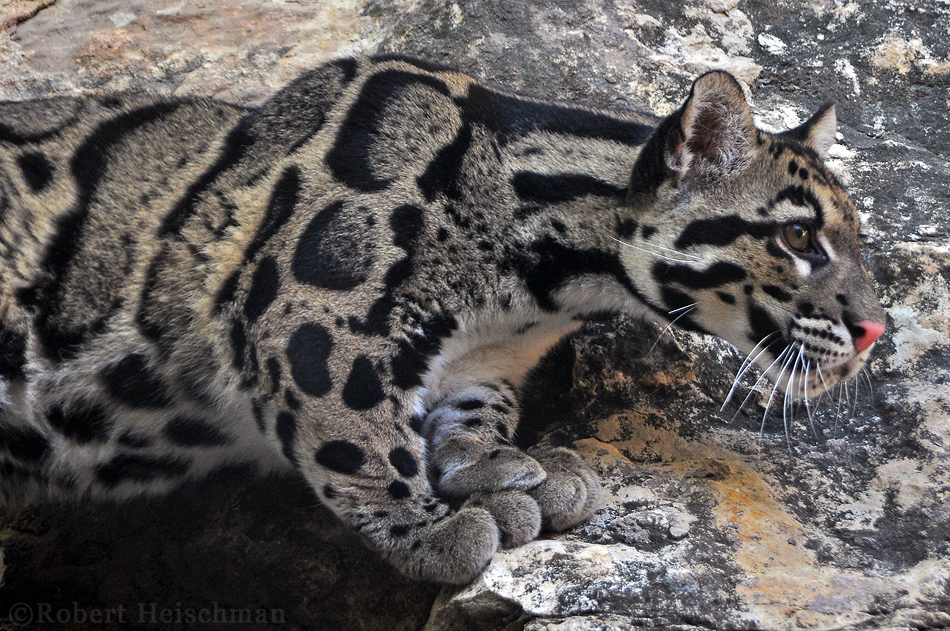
852 320 885 352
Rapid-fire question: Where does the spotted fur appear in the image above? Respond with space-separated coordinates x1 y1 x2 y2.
0 57 884 584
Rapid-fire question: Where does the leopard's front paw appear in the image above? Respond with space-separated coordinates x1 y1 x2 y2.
526 446 603 531
463 490 541 548
434 435 546 496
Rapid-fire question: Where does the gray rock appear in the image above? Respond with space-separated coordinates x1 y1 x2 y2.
1 1 948 630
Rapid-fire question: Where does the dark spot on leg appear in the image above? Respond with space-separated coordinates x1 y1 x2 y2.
315 440 365 474
388 479 411 499
455 399 484 411
389 447 419 478
390 204 424 251
287 323 333 397
341 355 386 410
276 412 297 464
390 524 410 537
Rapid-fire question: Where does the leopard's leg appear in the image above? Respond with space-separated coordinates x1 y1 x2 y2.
420 365 603 547
266 382 497 584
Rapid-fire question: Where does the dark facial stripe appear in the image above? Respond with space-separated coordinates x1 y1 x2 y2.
761 284 793 303
652 261 747 290
675 215 774 249
511 172 626 204
774 185 824 227
747 300 785 357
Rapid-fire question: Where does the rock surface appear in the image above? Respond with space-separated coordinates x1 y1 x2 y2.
1 1 948 630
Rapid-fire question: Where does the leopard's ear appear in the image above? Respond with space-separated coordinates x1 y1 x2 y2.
778 103 836 158
676 71 757 181
628 71 757 203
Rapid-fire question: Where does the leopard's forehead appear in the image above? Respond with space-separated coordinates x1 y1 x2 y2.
757 135 859 234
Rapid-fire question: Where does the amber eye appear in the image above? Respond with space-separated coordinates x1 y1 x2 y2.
783 223 811 252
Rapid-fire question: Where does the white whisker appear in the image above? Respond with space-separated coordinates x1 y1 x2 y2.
722 332 780 411
833 381 844 437
609 236 700 263
802 358 818 439
816 363 829 395
781 345 803 448
648 305 696 354
762 344 796 440
731 345 792 424
860 367 875 400
668 303 696 315
850 371 861 422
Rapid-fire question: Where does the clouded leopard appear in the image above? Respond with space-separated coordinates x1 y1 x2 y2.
0 55 885 584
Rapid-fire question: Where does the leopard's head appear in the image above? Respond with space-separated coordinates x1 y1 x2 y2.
620 71 885 397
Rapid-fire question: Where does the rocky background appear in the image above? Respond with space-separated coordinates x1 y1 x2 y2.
1 0 948 629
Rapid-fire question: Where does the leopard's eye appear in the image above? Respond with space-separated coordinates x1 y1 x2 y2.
783 223 811 252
